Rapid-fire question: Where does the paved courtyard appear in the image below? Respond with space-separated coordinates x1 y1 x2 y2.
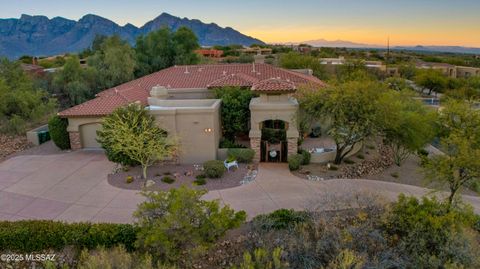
1 151 479 223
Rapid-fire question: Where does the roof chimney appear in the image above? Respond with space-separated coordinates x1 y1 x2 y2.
252 62 256 73
150 85 168 99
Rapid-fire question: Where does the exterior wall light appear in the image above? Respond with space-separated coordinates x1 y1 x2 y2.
204 128 213 133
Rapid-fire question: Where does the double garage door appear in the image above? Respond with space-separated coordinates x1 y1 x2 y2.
79 123 102 149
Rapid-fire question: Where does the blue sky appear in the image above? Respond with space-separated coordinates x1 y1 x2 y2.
1 0 480 46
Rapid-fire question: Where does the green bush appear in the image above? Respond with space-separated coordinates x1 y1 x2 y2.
384 195 480 268
193 178 206 186
356 153 365 159
203 160 226 178
344 159 355 164
298 149 311 165
219 138 246 149
126 176 134 184
253 209 311 231
227 148 255 163
48 115 70 150
161 176 175 184
288 154 303 171
134 186 246 263
0 221 137 252
328 164 338 171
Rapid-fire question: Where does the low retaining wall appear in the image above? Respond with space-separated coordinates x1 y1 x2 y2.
309 142 363 164
26 124 50 146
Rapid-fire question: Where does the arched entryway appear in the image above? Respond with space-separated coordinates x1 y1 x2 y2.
260 120 288 162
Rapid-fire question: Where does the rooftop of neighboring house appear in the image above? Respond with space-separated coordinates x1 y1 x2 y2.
58 63 325 118
21 63 44 73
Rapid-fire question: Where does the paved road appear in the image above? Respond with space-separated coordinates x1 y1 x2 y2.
1 151 479 223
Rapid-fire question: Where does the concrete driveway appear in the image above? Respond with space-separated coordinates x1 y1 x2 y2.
1 151 479 223
0 151 142 223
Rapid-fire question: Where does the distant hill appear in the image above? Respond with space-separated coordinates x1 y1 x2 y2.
392 45 480 55
0 13 264 59
282 39 480 54
291 39 383 49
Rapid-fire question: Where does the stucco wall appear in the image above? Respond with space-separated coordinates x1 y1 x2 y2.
149 99 221 164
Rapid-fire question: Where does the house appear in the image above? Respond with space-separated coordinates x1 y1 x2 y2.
195 49 224 58
58 63 325 164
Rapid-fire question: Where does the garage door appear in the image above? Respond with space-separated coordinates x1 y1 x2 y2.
79 123 102 148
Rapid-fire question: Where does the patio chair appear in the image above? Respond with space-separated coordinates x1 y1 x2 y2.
224 159 239 171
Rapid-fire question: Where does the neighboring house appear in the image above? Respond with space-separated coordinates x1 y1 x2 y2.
58 63 325 164
238 47 273 55
416 62 480 79
195 49 224 58
319 57 399 75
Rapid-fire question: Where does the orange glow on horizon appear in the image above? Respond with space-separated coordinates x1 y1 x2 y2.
243 25 480 47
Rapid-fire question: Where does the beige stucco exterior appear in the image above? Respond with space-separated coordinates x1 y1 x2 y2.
148 97 222 164
249 93 300 161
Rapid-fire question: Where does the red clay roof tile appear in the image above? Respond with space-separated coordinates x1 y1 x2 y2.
59 63 325 117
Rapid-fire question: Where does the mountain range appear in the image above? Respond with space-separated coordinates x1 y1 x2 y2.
285 39 480 55
0 13 264 59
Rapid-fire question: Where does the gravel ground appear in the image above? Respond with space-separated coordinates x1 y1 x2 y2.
108 163 255 191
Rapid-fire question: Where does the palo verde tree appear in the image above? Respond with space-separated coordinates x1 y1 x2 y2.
423 100 480 207
414 69 448 95
378 90 437 166
299 79 384 164
97 103 178 179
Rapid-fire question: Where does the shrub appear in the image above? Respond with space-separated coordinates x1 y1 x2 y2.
134 186 246 263
161 176 175 184
203 160 226 178
193 178 206 186
0 221 137 252
195 174 206 180
288 154 303 171
253 209 311 231
125 176 134 184
77 246 175 269
383 195 480 268
219 138 246 149
344 159 355 164
48 115 70 150
232 248 288 269
298 149 311 165
356 153 365 159
227 148 255 163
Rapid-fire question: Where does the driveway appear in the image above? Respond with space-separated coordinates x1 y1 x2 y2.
1 151 479 223
0 151 143 223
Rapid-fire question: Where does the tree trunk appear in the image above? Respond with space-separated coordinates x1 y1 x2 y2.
142 165 148 180
447 187 458 211
334 145 344 164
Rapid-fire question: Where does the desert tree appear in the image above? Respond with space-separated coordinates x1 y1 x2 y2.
423 100 480 207
378 90 437 166
97 103 178 179
298 79 384 164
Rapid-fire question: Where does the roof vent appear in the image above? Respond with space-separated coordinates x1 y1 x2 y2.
184 66 190 74
222 71 227 75
252 62 256 73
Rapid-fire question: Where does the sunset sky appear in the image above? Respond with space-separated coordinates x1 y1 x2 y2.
1 0 480 47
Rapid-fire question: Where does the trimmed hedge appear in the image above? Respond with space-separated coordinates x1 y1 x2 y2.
288 154 303 171
298 149 311 165
0 221 137 252
227 148 255 163
48 115 70 150
203 160 226 178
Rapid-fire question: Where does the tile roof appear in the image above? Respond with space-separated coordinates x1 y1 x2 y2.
59 63 325 117
251 78 296 92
